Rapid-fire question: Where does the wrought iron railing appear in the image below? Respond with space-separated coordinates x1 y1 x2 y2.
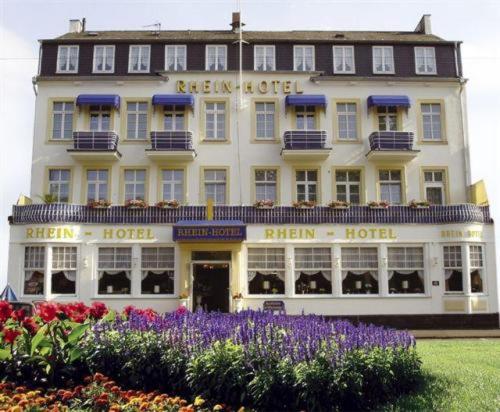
369 131 414 151
150 131 194 150
71 131 119 151
283 130 329 150
10 204 493 225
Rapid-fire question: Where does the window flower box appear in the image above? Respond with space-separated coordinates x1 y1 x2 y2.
125 199 148 209
368 201 390 209
254 200 275 209
327 200 350 209
293 200 316 209
156 200 180 209
409 200 430 209
88 200 111 209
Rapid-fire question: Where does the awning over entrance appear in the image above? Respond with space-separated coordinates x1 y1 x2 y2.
152 94 195 107
76 94 121 109
367 95 411 108
285 94 327 107
173 220 246 242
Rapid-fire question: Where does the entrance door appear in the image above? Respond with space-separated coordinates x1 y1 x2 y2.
192 263 230 312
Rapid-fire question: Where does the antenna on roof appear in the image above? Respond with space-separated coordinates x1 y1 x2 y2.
143 22 161 36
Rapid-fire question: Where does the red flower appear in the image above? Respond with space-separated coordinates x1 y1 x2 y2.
0 301 13 323
22 317 39 335
11 309 27 322
2 327 21 344
37 302 60 323
61 302 89 323
175 305 188 315
123 305 136 318
89 301 108 319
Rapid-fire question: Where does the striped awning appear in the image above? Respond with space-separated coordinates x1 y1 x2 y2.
285 94 327 107
367 95 411 108
76 94 120 109
152 94 195 107
0 285 18 302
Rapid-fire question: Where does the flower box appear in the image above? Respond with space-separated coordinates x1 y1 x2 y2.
125 199 148 209
368 201 390 209
88 200 111 209
327 201 350 209
409 200 430 209
156 200 180 209
293 201 316 209
254 200 275 209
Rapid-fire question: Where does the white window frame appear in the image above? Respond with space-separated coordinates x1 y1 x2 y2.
51 101 74 139
140 246 175 296
204 169 227 205
56 45 79 73
372 46 395 74
379 169 402 204
293 247 333 296
443 244 464 294
293 45 315 71
124 169 146 201
205 45 227 71
295 105 316 130
89 105 111 132
255 102 276 140
255 169 277 202
96 246 133 297
335 170 361 204
336 102 358 140
469 244 485 294
128 45 150 73
165 45 187 71
204 102 226 140
163 105 186 131
254 45 276 71
23 246 46 297
92 45 115 73
51 246 77 296
86 169 109 202
161 169 184 202
421 103 443 141
333 45 355 74
423 170 446 205
387 246 426 295
415 46 437 75
247 247 286 297
296 169 318 202
48 169 71 203
340 246 379 296
126 101 148 139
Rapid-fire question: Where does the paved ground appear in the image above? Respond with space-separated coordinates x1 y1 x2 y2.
411 329 500 338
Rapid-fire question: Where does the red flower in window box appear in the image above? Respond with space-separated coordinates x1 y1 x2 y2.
2 327 21 344
0 301 13 323
88 200 112 209
36 302 60 323
156 200 180 209
125 199 148 209
292 200 316 209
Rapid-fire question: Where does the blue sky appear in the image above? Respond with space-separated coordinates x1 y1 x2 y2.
0 0 499 288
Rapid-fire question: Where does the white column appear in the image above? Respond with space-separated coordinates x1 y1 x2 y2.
379 243 389 296
462 243 472 314
44 245 52 299
332 244 342 297
131 244 141 297
285 243 294 297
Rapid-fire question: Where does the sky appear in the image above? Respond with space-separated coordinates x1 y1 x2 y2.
0 0 499 288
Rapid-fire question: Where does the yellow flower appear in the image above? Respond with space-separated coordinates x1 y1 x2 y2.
194 396 205 407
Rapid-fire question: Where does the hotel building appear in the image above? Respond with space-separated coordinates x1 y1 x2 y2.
6 14 499 327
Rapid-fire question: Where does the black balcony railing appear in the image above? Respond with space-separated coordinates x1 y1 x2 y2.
10 204 492 226
150 131 194 151
71 131 119 151
369 131 414 151
283 130 329 150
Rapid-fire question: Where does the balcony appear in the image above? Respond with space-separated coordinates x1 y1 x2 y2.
145 131 196 162
281 130 331 161
366 131 419 162
67 131 121 161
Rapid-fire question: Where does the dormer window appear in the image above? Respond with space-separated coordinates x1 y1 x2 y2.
372 46 394 74
333 46 355 74
93 45 115 73
206 45 227 71
294 45 315 71
56 45 79 73
128 45 150 73
415 47 437 75
254 45 275 71
165 45 187 71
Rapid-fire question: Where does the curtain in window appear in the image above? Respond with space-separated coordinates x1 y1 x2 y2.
388 270 424 280
248 270 285 282
342 270 378 281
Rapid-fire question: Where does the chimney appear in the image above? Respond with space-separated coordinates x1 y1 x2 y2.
230 12 245 33
414 14 432 35
69 19 84 34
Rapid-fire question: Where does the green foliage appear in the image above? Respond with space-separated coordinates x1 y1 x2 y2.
38 193 59 204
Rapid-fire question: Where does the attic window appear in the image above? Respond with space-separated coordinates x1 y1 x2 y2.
334 34 345 39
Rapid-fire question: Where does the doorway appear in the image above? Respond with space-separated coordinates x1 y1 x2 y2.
192 262 230 312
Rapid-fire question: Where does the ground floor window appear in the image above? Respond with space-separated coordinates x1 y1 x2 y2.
97 247 132 295
141 247 175 294
443 245 463 292
294 247 332 294
51 246 77 294
247 248 285 295
388 247 425 294
469 245 484 293
23 246 45 296
341 247 379 294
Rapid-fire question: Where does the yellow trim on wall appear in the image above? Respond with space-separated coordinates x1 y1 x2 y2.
81 165 113 204
44 166 75 203
120 98 152 142
155 103 190 131
331 166 366 204
291 165 322 204
157 165 189 204
250 97 280 143
331 98 362 143
199 97 231 143
46 98 77 143
419 166 450 205
199 166 230 205
250 166 281 204
80 104 116 131
416 99 447 144
118 166 150 203
375 165 407 204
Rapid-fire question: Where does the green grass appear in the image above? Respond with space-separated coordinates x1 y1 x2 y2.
383 339 500 411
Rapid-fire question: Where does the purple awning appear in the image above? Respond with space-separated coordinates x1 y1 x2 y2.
367 95 411 108
152 94 195 107
285 94 327 107
76 94 121 109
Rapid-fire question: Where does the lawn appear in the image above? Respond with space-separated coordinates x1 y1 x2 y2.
384 339 500 411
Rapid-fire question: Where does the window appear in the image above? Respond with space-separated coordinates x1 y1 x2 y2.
248 248 285 295
415 47 436 74
296 170 318 202
87 169 109 202
56 45 79 73
294 46 315 71
124 169 146 201
141 247 174 295
23 246 45 296
254 45 275 71
98 247 132 295
335 170 361 204
164 105 185 131
128 45 150 73
204 169 227 205
373 46 394 74
443 245 463 293
469 245 484 293
165 45 187 71
205 102 226 140
336 102 358 140
206 45 227 71
126 102 148 139
255 169 277 202
51 247 77 295
89 105 111 131
333 46 355 74
295 105 316 130
93 45 115 73
377 106 398 131
379 169 402 204
388 247 425 294
48 169 71 203
51 102 74 139
421 103 443 140
341 247 379 294
255 102 276 140
294 248 332 295
424 170 446 205
161 169 184 201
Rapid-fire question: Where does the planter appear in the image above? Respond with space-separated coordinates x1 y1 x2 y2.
330 205 350 210
369 206 389 210
255 205 275 210
233 298 244 312
127 206 147 210
92 206 111 210
411 205 430 209
179 298 190 309
294 205 315 210
158 205 180 209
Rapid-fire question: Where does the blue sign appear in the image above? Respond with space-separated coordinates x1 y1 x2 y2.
173 220 246 242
